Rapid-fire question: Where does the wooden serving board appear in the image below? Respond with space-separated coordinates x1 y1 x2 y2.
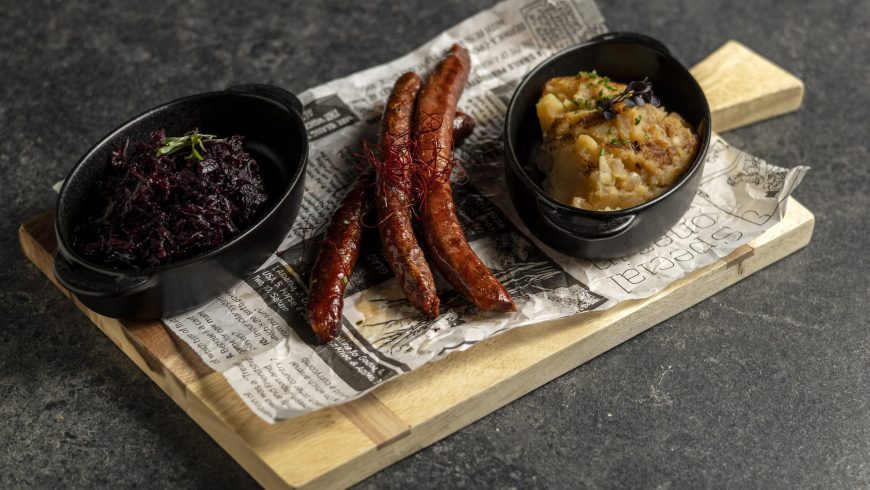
19 41 810 489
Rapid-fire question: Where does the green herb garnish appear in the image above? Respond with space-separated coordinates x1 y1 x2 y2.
599 76 615 91
157 130 220 161
635 116 642 125
572 98 595 111
598 95 613 106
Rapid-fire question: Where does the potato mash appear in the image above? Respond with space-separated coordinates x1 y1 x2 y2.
536 72 699 211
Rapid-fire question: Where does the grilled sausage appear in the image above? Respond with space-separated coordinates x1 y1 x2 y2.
377 72 440 318
306 172 373 343
452 111 475 143
414 45 515 312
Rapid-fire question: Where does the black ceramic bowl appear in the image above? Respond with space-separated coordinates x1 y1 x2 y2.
504 32 711 259
54 84 308 319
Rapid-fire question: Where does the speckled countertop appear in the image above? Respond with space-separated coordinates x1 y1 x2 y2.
1 0 868 488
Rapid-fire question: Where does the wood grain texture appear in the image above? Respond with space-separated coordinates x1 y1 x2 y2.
335 394 411 449
19 199 814 489
691 40 805 132
18 41 810 489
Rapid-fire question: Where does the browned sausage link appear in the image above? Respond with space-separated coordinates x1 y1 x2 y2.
306 172 373 343
377 72 440 318
415 45 515 312
452 111 475 143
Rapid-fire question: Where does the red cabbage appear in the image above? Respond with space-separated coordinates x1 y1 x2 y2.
72 129 269 270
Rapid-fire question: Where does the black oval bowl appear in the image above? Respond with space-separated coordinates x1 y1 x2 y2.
504 32 711 259
54 84 308 319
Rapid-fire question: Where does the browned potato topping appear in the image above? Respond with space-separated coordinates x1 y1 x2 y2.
536 72 699 211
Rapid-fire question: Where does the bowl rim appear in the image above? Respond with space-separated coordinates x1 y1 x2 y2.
503 34 712 219
54 88 309 276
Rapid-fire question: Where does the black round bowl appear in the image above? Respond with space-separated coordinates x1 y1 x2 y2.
504 32 711 259
54 84 308 319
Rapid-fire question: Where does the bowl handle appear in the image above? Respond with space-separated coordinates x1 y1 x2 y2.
226 84 303 115
588 32 671 56
54 255 152 299
537 199 638 240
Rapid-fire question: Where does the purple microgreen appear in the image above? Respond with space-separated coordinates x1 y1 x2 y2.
597 78 659 120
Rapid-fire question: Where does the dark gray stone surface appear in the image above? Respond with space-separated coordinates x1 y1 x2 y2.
1 0 867 487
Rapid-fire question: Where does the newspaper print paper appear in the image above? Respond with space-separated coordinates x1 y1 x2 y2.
163 0 808 423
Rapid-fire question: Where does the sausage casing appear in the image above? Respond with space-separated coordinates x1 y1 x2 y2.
414 45 515 312
306 172 373 343
377 72 440 318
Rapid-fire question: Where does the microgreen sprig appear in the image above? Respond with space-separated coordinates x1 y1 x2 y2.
157 130 220 161
599 78 661 120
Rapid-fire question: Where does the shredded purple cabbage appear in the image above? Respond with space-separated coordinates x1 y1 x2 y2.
72 129 269 270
